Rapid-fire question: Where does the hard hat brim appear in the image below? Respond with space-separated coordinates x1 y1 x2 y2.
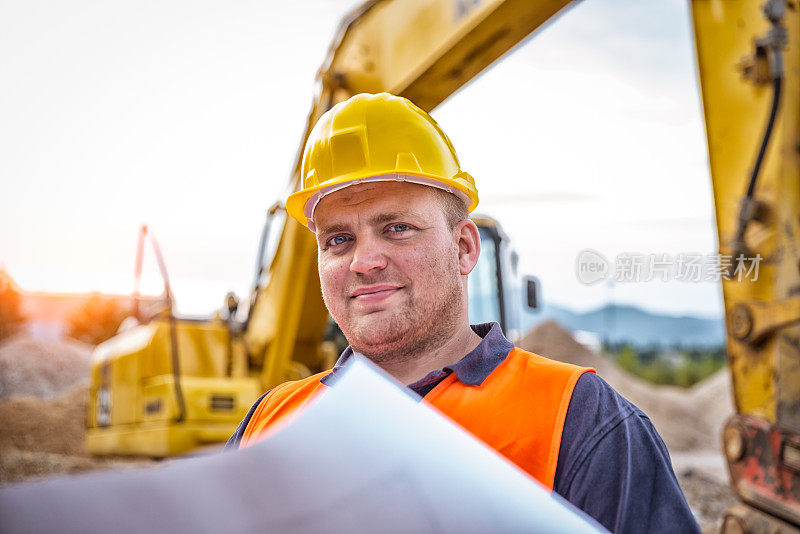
287 172 479 231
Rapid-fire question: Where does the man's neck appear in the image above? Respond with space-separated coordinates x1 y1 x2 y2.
375 323 483 385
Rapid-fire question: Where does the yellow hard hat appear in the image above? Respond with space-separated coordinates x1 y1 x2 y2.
286 93 479 231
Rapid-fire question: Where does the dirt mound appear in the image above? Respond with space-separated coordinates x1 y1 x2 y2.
0 334 93 399
0 334 99 483
0 384 93 483
519 320 615 373
519 321 734 452
0 384 155 484
0 385 89 456
687 370 734 444
0 333 158 484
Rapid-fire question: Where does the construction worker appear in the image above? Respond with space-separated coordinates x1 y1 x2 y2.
227 93 699 533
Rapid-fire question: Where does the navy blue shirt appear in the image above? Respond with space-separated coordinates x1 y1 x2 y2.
227 322 699 533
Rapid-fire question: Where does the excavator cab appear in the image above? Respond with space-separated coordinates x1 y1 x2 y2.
469 215 536 343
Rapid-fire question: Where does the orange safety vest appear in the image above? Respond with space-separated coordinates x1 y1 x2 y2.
240 347 594 490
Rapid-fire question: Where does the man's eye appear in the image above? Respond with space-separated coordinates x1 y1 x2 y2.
327 235 349 247
388 224 409 233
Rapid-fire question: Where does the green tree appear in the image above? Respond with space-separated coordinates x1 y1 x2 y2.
611 344 726 387
616 345 639 375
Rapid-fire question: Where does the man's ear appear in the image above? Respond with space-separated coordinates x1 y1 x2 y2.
455 219 481 275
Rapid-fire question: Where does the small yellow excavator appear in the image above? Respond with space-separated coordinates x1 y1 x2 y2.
87 0 799 531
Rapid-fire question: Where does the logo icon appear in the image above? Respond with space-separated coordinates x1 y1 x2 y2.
576 249 609 285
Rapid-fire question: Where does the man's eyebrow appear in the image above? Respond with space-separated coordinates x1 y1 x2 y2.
369 211 419 225
315 223 349 237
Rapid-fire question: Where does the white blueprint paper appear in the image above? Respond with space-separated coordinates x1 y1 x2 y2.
0 356 605 533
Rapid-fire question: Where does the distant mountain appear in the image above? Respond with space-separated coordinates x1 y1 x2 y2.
521 302 725 349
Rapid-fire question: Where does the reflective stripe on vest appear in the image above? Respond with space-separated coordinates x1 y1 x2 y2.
240 347 594 490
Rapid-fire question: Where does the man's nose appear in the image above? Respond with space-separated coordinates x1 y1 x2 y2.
349 236 387 274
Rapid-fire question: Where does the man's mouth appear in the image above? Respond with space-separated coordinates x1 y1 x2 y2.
349 285 403 303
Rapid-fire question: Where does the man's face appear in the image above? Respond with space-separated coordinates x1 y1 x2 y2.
313 182 464 362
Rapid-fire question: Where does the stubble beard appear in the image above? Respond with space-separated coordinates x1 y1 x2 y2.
334 254 464 366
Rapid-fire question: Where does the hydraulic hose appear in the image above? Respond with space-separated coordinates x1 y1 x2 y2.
732 0 786 255
733 69 783 252
746 71 783 200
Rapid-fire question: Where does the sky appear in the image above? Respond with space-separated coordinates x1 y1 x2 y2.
0 0 724 318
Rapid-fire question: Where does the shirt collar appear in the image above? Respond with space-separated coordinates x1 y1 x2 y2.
319 322 513 387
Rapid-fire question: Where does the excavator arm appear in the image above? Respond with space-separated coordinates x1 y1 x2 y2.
692 0 800 529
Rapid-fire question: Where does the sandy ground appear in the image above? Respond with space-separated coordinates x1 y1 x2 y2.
0 326 740 530
671 452 737 533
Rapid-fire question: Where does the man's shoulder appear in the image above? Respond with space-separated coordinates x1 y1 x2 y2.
554 372 698 532
556 370 665 487
567 371 643 429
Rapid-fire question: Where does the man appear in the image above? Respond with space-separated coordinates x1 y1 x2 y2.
227 93 699 533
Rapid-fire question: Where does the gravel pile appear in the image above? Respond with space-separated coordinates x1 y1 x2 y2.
0 334 93 399
0 335 154 484
0 385 89 457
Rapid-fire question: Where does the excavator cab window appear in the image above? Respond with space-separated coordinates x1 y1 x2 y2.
468 226 504 329
246 205 287 323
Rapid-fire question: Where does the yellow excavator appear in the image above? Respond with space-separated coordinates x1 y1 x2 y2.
87 0 798 531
